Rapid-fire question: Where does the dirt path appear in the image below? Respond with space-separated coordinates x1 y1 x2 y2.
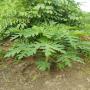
0 60 90 90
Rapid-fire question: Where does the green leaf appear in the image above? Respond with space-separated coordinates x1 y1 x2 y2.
36 60 50 71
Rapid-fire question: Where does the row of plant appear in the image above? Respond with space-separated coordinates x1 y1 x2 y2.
0 0 90 71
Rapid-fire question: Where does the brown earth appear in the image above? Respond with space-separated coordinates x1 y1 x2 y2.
0 59 90 90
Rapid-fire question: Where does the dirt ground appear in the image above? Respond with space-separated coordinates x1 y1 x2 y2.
0 60 90 90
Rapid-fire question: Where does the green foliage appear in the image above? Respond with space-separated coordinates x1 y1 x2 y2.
57 51 83 69
36 60 50 71
0 0 89 71
5 42 38 60
0 0 82 29
82 12 90 35
4 24 90 70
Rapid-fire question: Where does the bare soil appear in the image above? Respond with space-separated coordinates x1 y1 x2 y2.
0 59 90 90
